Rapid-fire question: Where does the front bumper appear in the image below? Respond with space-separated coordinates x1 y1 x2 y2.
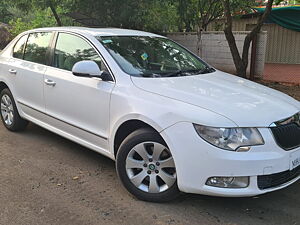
161 122 300 197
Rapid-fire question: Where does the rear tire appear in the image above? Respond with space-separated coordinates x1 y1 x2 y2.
116 128 180 202
0 88 28 131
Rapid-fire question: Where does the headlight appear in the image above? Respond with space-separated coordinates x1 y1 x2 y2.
194 124 264 151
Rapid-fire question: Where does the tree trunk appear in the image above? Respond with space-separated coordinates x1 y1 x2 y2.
222 0 274 78
48 1 62 26
196 26 202 57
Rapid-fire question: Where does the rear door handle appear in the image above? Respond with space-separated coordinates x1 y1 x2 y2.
8 69 17 74
44 79 56 87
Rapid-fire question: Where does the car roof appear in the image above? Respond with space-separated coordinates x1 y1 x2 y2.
28 27 164 37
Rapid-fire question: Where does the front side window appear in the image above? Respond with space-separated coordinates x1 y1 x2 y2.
96 36 214 78
23 32 52 65
54 33 105 71
13 35 28 59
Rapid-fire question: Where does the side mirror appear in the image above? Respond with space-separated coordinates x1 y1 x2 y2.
72 60 112 81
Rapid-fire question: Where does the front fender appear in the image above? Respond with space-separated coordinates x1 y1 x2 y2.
108 84 237 156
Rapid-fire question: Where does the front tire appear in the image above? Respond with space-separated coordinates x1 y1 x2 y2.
0 88 28 131
116 128 180 202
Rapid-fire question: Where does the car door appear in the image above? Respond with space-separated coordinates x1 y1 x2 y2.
44 32 114 152
7 32 53 118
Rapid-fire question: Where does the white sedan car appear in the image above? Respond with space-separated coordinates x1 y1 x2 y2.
0 27 299 202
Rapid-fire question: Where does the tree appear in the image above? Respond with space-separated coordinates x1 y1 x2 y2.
194 0 224 56
142 0 178 33
195 0 223 31
6 0 74 36
0 1 12 23
67 0 178 33
8 9 61 37
47 0 62 26
7 0 74 27
177 0 223 32
222 0 276 78
177 0 195 31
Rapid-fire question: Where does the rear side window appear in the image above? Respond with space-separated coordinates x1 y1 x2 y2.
13 35 28 59
23 32 52 65
53 33 104 71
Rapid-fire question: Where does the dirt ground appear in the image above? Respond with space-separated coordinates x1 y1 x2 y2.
0 82 299 225
258 80 300 100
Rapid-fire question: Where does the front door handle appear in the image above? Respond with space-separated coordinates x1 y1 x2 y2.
8 69 17 75
44 79 56 87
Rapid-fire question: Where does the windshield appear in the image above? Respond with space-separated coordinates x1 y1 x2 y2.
96 36 214 78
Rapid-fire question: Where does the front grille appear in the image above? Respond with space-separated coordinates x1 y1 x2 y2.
257 166 300 190
270 123 300 150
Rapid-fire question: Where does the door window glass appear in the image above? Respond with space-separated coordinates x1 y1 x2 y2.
13 35 28 59
23 32 52 65
54 33 105 71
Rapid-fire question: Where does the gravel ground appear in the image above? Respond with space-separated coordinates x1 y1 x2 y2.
0 82 299 225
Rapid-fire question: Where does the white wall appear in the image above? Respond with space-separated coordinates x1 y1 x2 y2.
167 31 267 78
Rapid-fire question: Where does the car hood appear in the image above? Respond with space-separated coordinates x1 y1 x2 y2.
131 71 300 127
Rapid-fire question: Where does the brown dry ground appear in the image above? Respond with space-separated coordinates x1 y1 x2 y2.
0 81 299 225
258 80 300 100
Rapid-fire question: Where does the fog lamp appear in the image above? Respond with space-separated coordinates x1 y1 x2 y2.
206 176 249 188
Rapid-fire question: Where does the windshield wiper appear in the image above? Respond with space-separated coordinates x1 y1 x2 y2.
141 73 162 78
164 70 186 77
164 67 215 77
198 66 215 74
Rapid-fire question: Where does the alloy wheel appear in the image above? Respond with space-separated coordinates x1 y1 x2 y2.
126 142 176 193
1 94 14 126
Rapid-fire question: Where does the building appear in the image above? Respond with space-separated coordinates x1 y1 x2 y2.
207 5 300 84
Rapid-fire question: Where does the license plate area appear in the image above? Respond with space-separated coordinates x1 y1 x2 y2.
290 150 300 171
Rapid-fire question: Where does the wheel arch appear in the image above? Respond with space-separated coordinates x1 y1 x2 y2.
0 81 9 93
112 119 158 158
0 80 16 97
0 80 25 119
111 115 167 158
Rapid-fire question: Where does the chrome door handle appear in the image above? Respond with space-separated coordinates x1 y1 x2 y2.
8 69 17 74
44 79 56 87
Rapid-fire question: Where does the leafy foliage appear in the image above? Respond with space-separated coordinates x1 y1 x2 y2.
8 7 73 37
142 1 178 33
68 0 178 32
1 0 291 37
3 0 224 34
0 1 13 23
177 0 224 31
